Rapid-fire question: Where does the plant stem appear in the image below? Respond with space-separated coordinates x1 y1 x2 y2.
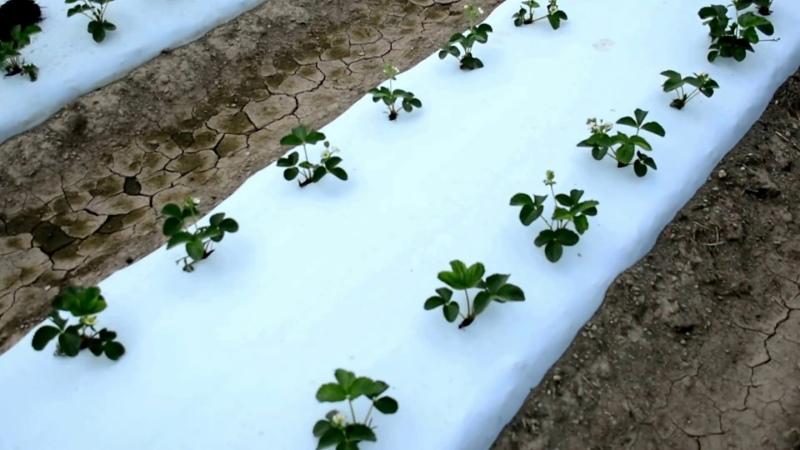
364 404 374 425
348 400 357 423
464 290 472 316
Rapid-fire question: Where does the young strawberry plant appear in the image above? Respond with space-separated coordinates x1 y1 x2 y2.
512 0 568 29
65 0 116 43
314 369 398 450
424 260 525 329
438 4 493 70
161 197 239 272
510 171 598 263
31 286 125 361
577 109 666 177
368 64 422 121
277 125 348 187
0 24 39 81
698 2 775 62
660 70 720 110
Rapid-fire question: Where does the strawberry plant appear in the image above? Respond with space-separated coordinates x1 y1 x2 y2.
162 197 239 272
314 369 398 450
368 64 422 121
277 125 348 187
660 70 720 110
0 24 39 81
424 260 525 329
577 109 666 177
31 286 125 360
65 0 116 43
438 5 493 70
510 171 598 262
698 2 775 62
512 0 568 29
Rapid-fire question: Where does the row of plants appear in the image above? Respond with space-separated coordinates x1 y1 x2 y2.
27 1 787 447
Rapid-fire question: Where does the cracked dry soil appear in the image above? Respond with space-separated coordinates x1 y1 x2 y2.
0 0 502 352
0 0 798 448
493 74 800 450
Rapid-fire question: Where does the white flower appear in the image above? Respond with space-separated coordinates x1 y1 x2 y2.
192 197 201 205
331 412 347 428
548 1 558 14
586 117 612 134
478 7 484 14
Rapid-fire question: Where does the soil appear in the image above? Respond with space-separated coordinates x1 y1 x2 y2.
493 73 800 450
0 0 502 353
0 0 798 448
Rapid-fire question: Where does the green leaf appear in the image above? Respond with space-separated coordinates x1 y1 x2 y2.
509 193 533 206
316 383 347 402
167 231 193 249
58 332 82 357
32 326 60 351
306 131 326 145
162 216 183 236
161 203 182 218
88 21 107 43
634 109 648 125
284 167 300 181
373 396 399 414
496 283 525 301
629 135 652 151
104 341 125 360
641 122 666 137
186 240 205 261
280 134 303 146
544 241 563 262
329 167 348 181
555 193 574 207
616 143 635 164
574 214 589 234
365 380 389 398
346 424 377 442
484 273 510 293
616 116 638 128
219 218 239 233
534 229 555 247
317 427 345 449
519 204 543 226
313 420 332 438
334 369 356 390
472 291 492 315
435 287 453 301
554 228 580 246
349 377 375 399
312 167 328 183
336 442 358 450
424 296 446 310
443 302 460 322
634 160 648 177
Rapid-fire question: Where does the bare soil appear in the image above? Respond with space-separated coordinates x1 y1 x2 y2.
493 73 800 450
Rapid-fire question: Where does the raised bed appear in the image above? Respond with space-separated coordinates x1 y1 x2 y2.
1 1 799 449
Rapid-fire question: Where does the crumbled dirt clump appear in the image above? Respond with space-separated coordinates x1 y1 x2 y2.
493 73 800 450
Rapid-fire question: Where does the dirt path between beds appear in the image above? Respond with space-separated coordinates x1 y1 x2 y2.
1 0 798 448
493 73 800 449
0 0 502 352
